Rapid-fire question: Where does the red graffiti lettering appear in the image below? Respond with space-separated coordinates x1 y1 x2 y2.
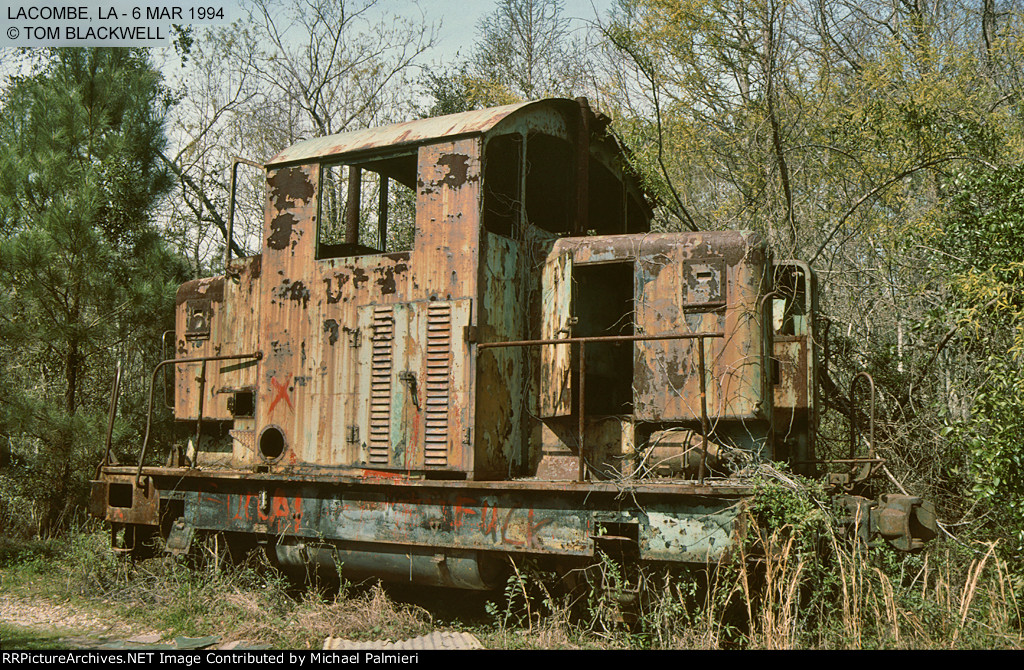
454 496 478 530
251 492 303 532
480 503 499 539
233 495 250 521
526 509 552 549
273 496 290 518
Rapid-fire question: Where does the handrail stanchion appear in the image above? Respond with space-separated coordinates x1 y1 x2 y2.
194 359 208 466
578 340 586 482
698 336 709 485
103 360 122 468
134 351 261 487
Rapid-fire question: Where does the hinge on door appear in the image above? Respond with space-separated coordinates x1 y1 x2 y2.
344 326 361 348
346 425 359 444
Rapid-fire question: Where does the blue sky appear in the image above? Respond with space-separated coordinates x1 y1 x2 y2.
423 0 613 62
218 0 614 64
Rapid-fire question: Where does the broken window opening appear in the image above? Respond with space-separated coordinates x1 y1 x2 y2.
588 161 625 234
525 132 573 235
772 265 808 336
483 133 523 239
317 155 417 259
521 131 652 238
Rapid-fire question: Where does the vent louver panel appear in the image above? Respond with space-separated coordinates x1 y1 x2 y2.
423 303 452 466
368 306 394 465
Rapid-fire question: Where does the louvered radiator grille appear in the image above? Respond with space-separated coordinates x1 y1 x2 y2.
423 303 451 466
367 306 394 465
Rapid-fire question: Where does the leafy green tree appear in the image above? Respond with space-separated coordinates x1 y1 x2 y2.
937 164 1024 562
0 48 188 535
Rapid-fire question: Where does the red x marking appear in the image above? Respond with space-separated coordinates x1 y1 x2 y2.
268 374 294 415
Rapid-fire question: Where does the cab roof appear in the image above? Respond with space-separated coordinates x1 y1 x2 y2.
265 99 581 167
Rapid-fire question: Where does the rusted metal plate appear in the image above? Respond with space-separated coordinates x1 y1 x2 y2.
189 487 596 556
258 164 320 467
774 339 808 408
232 138 484 473
354 299 471 471
538 231 769 431
631 232 768 425
771 260 818 468
539 250 572 417
175 257 262 423
642 498 743 562
475 233 527 476
91 476 160 526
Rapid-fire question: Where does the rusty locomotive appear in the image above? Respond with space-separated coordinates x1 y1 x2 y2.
90 98 935 589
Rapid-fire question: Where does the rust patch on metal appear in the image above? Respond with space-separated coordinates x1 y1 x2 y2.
437 153 475 188
268 166 314 211
323 319 339 346
375 266 399 294
176 276 225 306
227 254 262 279
275 279 310 309
324 274 349 304
267 212 300 251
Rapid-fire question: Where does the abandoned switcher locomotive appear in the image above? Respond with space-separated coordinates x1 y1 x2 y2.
90 98 935 588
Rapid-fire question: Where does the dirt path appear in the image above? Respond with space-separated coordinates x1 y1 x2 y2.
0 594 484 650
0 593 163 649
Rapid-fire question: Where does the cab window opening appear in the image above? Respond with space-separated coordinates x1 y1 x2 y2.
317 154 417 259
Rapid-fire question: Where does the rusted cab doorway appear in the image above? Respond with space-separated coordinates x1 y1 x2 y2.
572 262 635 416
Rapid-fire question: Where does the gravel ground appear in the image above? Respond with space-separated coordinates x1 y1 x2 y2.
0 594 159 648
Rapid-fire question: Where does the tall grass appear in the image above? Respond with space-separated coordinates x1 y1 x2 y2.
729 520 1023 649
2 520 1021 649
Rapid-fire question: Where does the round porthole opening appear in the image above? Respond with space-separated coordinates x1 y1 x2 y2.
259 426 286 460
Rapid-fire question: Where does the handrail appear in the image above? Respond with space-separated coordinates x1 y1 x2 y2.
161 330 175 409
849 371 876 460
225 156 265 267
477 331 724 484
135 351 261 487
102 359 123 468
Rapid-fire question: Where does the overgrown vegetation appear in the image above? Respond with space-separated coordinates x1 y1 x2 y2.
477 479 1022 649
1 527 436 649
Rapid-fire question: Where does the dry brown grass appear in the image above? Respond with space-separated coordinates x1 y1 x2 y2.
728 521 1024 650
